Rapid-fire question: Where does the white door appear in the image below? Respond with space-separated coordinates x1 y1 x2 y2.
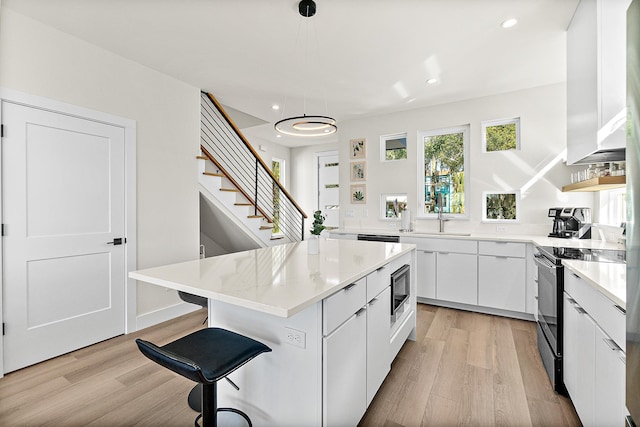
317 152 339 228
2 101 126 373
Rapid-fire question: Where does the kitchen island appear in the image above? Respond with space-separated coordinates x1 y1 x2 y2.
130 238 416 426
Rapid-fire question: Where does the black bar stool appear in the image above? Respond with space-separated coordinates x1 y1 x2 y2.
136 328 271 427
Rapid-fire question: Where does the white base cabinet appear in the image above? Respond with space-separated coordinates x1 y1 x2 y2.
478 256 526 312
323 310 367 427
594 325 626 427
416 250 436 299
366 287 391 405
437 252 477 305
563 269 626 427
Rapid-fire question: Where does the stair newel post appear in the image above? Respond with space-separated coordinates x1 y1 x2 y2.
254 158 259 217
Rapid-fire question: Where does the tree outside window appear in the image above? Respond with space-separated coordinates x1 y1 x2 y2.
419 125 469 217
482 117 520 152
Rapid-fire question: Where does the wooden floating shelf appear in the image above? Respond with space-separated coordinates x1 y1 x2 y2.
562 176 626 192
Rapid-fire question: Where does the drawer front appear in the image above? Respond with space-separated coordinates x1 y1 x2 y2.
367 264 390 301
564 270 626 351
478 241 526 258
323 277 367 335
388 252 412 275
399 237 477 254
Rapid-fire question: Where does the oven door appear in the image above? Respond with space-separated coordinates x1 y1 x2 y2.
534 253 563 355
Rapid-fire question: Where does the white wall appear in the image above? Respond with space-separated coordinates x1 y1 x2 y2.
337 83 594 235
0 9 200 320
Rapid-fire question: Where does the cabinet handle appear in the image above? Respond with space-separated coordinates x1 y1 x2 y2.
613 304 626 315
344 283 357 292
534 296 539 300
422 251 434 254
603 338 620 351
495 256 508 259
356 308 366 317
494 241 509 244
572 273 580 279
369 298 378 306
376 266 386 272
440 252 449 255
574 305 587 315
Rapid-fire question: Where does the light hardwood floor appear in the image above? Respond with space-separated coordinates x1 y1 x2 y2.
0 304 580 426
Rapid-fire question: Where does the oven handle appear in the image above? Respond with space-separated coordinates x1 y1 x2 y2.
533 254 557 271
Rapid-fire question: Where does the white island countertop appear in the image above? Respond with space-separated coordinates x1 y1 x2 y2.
130 238 415 318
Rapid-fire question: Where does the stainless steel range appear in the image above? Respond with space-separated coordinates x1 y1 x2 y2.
534 245 626 394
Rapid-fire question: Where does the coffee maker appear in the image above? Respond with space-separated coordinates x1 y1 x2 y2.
548 207 592 239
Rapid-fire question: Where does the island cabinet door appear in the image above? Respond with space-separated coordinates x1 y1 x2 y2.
323 311 367 427
367 287 391 405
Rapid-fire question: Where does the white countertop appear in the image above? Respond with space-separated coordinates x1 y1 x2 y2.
331 228 623 250
332 228 626 307
563 260 626 308
130 239 415 318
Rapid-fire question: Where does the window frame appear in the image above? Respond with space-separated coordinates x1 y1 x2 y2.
380 132 408 162
380 193 408 220
481 117 521 153
417 124 470 219
481 190 521 223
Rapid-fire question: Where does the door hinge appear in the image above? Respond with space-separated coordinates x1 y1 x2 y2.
2 323 5 336
1 224 4 237
1 124 4 138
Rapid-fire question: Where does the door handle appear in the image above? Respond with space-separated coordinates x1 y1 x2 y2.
107 237 126 245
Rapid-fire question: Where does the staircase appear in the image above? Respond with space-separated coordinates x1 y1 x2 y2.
199 92 307 247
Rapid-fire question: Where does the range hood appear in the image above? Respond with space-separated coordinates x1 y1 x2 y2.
571 108 627 165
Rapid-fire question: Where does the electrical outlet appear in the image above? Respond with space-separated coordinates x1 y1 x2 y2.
345 209 355 218
496 225 506 232
389 222 397 229
284 327 306 349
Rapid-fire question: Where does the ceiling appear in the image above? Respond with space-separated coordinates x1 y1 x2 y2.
3 0 579 147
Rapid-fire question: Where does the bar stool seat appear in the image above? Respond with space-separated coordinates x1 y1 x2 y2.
136 327 271 427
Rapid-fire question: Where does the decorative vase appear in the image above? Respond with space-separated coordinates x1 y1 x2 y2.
307 235 319 254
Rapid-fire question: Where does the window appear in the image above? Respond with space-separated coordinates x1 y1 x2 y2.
418 125 469 217
482 191 520 222
272 158 285 235
381 133 407 161
599 188 627 226
482 117 520 152
381 194 407 219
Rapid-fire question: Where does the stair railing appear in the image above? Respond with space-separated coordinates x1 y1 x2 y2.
200 91 307 242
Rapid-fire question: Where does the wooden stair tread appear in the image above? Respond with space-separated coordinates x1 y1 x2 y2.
203 171 225 177
235 203 252 206
259 225 274 230
220 188 240 192
196 155 208 160
247 215 264 219
270 236 285 240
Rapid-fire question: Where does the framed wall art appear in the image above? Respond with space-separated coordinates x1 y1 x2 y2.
350 161 366 181
350 184 366 204
350 138 366 160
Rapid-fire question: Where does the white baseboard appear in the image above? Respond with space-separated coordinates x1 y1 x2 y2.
135 302 201 331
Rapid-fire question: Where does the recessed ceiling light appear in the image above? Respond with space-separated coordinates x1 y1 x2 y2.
426 78 438 84
272 104 280 110
501 18 518 29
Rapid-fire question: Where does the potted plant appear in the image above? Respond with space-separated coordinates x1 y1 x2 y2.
308 210 325 254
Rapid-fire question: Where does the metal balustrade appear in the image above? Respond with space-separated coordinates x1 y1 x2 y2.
200 92 307 242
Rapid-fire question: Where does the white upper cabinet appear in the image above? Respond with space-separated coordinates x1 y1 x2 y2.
567 0 631 165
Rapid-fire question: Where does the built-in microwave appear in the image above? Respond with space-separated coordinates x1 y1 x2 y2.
390 264 410 322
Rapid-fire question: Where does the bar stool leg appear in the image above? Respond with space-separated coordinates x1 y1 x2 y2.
201 383 217 427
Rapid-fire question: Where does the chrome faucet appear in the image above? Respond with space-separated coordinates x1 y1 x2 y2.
436 193 449 232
